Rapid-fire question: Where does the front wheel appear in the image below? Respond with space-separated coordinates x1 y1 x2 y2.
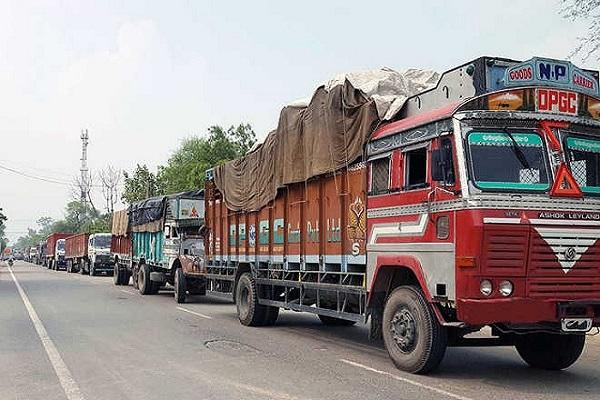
174 267 186 304
382 286 447 374
515 333 585 370
138 264 156 295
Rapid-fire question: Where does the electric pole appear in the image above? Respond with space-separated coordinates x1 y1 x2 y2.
80 129 89 206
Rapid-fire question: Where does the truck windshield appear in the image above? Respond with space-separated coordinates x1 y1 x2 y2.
566 135 600 194
57 240 65 251
467 131 550 191
93 236 112 248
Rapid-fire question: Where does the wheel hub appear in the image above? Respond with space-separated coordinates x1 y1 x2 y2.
390 308 417 352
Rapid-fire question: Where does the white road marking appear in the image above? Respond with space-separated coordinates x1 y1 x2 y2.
177 306 213 320
340 359 473 400
119 289 136 295
8 266 85 400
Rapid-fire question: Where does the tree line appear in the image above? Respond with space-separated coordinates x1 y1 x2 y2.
13 123 256 252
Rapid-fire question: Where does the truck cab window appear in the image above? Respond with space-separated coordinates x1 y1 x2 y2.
370 157 390 195
404 147 428 189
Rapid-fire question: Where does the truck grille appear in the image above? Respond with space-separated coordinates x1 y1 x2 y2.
482 224 600 299
528 227 600 276
528 277 600 299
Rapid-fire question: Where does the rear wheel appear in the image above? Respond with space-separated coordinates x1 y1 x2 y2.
235 273 268 326
138 264 154 295
515 333 585 370
382 286 447 374
174 267 186 304
113 265 123 285
318 315 357 326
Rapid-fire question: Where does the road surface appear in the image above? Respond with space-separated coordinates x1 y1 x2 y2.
2 261 600 400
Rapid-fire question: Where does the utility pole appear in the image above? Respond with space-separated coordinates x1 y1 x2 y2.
80 129 89 207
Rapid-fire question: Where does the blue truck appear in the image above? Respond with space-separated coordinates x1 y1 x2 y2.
127 191 206 302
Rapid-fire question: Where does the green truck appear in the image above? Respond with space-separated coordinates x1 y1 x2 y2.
127 191 207 302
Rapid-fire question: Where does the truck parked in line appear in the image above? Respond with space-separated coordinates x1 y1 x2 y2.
112 209 132 286
64 233 114 275
28 247 39 264
199 56 600 374
36 241 47 266
45 233 72 270
115 191 206 302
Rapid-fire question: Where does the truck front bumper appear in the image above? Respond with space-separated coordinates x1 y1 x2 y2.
457 298 600 326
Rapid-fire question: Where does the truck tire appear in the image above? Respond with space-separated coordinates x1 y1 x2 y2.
318 315 357 326
515 333 585 370
113 266 123 285
138 264 154 295
174 267 186 303
132 264 139 290
79 260 85 275
124 270 131 286
382 286 447 374
187 280 206 296
235 273 268 326
262 306 279 326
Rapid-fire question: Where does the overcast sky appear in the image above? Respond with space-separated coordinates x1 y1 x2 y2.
0 0 594 242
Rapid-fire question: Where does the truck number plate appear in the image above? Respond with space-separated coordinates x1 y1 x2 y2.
561 318 592 332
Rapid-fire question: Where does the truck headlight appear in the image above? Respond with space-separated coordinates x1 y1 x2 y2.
480 279 493 296
499 280 513 297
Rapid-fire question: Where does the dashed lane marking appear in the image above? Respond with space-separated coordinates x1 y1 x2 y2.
8 266 85 400
340 359 473 400
177 306 213 320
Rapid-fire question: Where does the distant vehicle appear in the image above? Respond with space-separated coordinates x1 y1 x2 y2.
113 191 206 304
65 233 114 276
37 242 47 266
45 233 73 270
111 209 132 285
29 247 39 264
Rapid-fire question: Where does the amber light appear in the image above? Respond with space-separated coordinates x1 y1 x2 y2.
456 256 477 268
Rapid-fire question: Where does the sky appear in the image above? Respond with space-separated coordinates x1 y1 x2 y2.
0 0 594 242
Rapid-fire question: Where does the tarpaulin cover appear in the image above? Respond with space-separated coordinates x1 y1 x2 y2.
214 68 439 211
111 209 129 236
128 190 204 233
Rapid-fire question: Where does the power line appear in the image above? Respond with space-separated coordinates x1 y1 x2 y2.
0 163 72 186
0 163 103 188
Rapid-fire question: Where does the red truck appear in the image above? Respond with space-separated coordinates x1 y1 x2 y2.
64 233 89 274
200 56 600 374
112 209 133 285
45 232 73 270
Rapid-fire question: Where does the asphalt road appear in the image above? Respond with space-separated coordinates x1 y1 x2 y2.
2 261 600 400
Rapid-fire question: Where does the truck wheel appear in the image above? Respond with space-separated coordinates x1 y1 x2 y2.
515 333 585 370
382 286 447 374
187 280 206 296
113 266 122 285
132 264 139 290
138 264 154 295
235 273 268 326
124 270 131 286
318 315 357 326
174 267 186 303
262 306 279 326
79 261 85 275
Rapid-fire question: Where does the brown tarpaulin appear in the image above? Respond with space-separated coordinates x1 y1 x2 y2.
111 209 129 236
214 81 379 211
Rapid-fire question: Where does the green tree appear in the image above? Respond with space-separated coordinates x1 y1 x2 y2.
121 164 162 204
158 123 256 193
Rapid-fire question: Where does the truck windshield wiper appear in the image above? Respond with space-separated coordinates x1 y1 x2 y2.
503 128 531 171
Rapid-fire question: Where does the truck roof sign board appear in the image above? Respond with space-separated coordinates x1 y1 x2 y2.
504 57 599 96
177 199 204 220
